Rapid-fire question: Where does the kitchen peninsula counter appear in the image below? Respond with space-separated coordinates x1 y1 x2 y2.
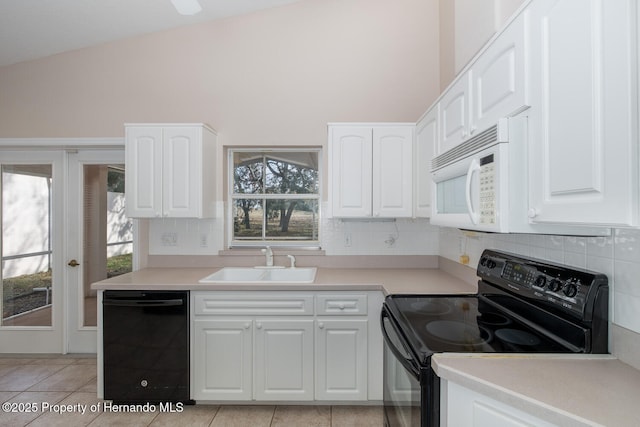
433 353 640 427
91 266 477 295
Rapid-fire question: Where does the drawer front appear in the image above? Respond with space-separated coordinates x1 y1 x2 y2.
316 294 367 315
194 293 314 316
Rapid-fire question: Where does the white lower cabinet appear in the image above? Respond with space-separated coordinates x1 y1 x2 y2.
315 319 368 401
191 291 383 403
192 319 253 400
254 319 314 401
443 381 556 427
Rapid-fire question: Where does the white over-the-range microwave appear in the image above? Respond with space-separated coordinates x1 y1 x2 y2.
430 117 609 236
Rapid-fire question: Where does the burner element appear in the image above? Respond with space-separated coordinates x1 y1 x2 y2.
495 328 542 346
409 300 452 316
425 320 491 347
477 312 511 326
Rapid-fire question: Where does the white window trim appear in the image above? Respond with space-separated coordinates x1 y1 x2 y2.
227 148 322 249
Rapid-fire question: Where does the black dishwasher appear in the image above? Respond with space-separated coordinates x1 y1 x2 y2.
103 290 192 404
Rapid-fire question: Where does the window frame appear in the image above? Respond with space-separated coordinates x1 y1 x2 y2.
227 147 322 249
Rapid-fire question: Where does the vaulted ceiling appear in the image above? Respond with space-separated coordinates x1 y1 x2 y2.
0 0 305 68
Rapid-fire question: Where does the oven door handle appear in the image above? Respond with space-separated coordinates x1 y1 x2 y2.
380 308 421 379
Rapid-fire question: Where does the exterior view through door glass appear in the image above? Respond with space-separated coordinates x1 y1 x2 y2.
1 151 64 353
2 165 54 327
82 165 132 327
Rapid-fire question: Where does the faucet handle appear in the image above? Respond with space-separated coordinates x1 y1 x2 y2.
261 246 274 267
287 255 296 268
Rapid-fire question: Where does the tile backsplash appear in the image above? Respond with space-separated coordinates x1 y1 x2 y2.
322 218 440 255
439 227 640 335
147 214 640 336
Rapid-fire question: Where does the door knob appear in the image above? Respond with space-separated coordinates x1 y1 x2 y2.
68 259 80 267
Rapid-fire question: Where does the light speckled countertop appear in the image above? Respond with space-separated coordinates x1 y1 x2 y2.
433 353 640 427
90 266 477 295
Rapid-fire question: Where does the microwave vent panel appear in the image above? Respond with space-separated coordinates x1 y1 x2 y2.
431 124 501 171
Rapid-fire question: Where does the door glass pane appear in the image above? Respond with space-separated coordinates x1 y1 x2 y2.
82 165 132 327
2 165 53 327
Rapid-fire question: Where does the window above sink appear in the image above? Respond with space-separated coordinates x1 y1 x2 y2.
228 148 321 249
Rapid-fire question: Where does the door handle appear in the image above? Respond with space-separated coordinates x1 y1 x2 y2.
68 259 80 267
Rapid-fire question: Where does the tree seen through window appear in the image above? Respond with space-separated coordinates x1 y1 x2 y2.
231 150 320 246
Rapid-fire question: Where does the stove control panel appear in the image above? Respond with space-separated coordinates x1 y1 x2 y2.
477 250 608 319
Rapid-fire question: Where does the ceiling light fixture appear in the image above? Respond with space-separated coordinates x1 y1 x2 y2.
170 0 202 15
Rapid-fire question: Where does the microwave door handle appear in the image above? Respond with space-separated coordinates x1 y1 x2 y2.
465 158 481 224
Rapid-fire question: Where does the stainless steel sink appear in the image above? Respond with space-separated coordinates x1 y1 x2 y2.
199 267 317 284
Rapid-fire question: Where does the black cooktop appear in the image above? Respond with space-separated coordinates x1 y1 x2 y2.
385 294 571 364
383 250 609 365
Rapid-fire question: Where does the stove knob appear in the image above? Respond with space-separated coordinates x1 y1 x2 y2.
548 279 563 293
563 282 578 298
487 259 497 269
480 257 488 267
534 275 547 288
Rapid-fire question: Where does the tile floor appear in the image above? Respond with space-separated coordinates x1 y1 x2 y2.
0 355 384 426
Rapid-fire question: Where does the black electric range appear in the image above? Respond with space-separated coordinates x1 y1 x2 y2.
381 249 609 427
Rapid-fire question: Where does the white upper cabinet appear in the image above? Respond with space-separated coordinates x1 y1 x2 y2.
527 0 638 226
470 9 529 135
329 126 373 218
438 75 471 155
329 124 414 218
125 123 217 219
414 107 438 217
436 9 529 156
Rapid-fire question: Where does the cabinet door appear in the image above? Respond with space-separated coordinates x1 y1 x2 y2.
315 319 367 401
527 0 636 226
373 127 414 217
470 9 529 134
254 319 314 401
192 319 252 400
125 126 163 218
415 109 437 217
438 74 471 154
162 126 202 218
445 382 556 427
330 126 373 217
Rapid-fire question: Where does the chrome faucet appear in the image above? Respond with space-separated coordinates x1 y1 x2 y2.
261 246 273 267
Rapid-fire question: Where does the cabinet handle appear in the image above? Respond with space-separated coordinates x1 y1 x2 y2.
244 323 251 329
527 208 538 219
318 322 324 329
338 303 345 310
256 322 262 329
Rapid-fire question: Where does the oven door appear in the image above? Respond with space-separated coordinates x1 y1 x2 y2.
381 306 424 427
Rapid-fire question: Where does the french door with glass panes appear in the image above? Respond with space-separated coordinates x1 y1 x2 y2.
1 148 129 353
1 151 65 353
66 149 130 353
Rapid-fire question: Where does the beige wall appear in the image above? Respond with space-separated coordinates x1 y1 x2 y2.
0 0 440 145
